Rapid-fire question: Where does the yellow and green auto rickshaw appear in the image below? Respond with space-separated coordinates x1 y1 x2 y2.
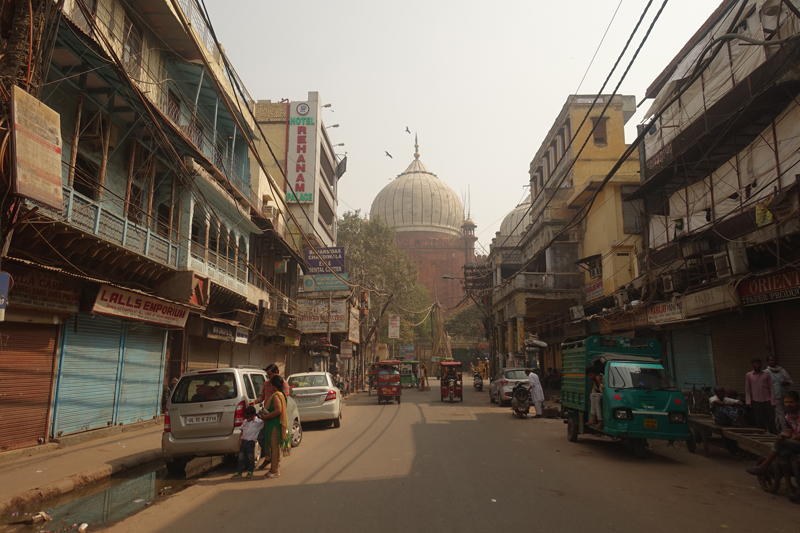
400 361 420 388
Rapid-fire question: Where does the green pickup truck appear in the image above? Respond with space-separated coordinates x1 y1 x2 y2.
561 335 690 458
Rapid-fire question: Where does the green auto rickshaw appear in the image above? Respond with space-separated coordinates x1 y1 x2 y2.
561 336 689 458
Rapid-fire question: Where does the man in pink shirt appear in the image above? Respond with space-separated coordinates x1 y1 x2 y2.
745 357 776 434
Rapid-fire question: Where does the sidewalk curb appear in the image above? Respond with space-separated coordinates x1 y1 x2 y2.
0 418 163 468
0 449 163 516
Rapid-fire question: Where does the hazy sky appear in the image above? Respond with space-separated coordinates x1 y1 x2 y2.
204 0 722 255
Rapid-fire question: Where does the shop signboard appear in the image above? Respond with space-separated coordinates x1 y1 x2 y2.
388 315 400 339
93 285 189 327
205 321 235 342
340 342 354 360
286 99 318 203
305 247 345 274
683 284 740 317
297 298 347 333
0 272 9 321
302 273 349 292
585 279 604 301
739 269 800 306
646 301 684 324
5 264 81 313
400 346 415 360
235 326 249 344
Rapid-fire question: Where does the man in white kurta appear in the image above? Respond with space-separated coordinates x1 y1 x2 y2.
525 369 545 418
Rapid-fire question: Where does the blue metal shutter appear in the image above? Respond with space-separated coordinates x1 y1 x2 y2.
671 326 715 391
52 315 123 437
117 324 166 425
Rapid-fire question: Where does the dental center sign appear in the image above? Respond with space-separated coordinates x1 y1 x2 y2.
286 101 317 204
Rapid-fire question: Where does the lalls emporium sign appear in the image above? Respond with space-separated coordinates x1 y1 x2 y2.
286 101 317 204
93 285 189 327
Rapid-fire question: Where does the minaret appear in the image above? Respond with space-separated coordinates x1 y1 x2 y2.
462 186 477 263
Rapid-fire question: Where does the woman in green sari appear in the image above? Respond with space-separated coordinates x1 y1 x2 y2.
259 375 291 478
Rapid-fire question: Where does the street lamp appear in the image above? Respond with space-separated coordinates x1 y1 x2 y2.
442 275 457 280
333 143 345 147
326 124 339 129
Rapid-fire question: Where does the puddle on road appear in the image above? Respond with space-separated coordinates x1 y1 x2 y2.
0 457 225 533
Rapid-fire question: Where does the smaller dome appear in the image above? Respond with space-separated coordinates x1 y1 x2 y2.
499 195 531 237
464 217 475 225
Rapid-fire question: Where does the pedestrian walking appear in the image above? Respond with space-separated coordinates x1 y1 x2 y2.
745 357 777 434
259 375 292 478
232 406 264 478
767 355 793 431
524 368 544 418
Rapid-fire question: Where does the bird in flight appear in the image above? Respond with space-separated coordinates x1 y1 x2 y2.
405 126 411 134
385 151 393 158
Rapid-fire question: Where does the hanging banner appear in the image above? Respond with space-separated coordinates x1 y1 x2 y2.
92 285 189 327
10 86 63 210
297 299 347 333
348 306 360 343
4 264 81 313
388 315 400 339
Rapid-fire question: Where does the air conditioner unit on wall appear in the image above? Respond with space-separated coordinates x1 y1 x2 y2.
590 267 602 279
569 306 585 321
280 296 289 313
727 241 750 275
680 240 710 259
711 252 732 279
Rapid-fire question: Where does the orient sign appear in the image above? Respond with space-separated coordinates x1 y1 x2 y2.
285 101 317 204
93 285 189 327
739 269 800 306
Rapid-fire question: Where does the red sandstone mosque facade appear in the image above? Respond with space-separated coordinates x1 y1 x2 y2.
370 139 477 312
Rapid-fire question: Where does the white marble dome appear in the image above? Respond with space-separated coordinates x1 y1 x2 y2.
499 194 531 236
370 141 464 237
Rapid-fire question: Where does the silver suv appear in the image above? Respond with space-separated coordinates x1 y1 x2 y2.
162 366 301 474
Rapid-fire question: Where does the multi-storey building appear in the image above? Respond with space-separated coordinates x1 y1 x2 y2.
488 94 640 371
0 0 301 451
627 0 800 391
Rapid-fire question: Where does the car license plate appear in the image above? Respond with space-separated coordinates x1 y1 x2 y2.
186 414 218 425
295 396 315 403
643 419 658 429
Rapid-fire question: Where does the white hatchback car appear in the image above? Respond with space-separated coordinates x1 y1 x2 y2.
489 368 529 407
287 372 343 428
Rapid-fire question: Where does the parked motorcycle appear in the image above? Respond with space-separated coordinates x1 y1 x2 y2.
473 372 483 392
511 382 531 418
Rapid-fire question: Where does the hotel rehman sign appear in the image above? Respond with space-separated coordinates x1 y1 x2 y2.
286 100 318 204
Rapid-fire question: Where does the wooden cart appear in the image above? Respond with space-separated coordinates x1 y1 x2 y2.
687 414 795 494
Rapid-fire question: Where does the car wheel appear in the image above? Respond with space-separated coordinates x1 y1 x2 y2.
333 410 342 428
291 418 303 447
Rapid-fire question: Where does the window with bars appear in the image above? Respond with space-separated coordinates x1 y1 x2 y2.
591 117 608 145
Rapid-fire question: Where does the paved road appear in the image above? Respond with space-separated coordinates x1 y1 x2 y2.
108 382 793 533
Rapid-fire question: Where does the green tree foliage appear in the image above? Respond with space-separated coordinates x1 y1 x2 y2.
444 304 485 342
337 211 431 345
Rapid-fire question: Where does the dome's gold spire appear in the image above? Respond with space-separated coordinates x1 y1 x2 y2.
414 133 420 159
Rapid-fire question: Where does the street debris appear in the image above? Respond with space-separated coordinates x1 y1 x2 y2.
133 499 145 503
78 522 89 532
9 511 52 525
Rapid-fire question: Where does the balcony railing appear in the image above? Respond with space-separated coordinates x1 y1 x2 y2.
31 187 180 268
65 1 252 203
497 271 582 301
